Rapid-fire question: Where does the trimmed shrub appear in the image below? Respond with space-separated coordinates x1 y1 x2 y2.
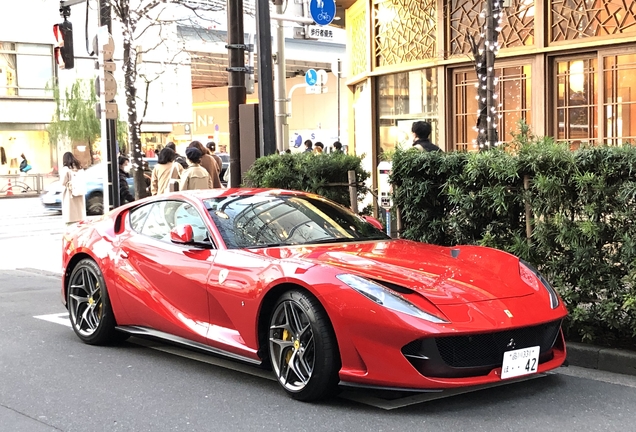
243 152 370 208
391 139 636 347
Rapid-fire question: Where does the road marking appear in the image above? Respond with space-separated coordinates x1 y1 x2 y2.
34 312 71 327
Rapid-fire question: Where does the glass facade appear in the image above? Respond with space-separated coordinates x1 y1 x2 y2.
0 42 53 98
555 58 598 148
454 65 531 151
377 69 438 155
603 53 636 146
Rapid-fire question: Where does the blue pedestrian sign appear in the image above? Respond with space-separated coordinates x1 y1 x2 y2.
309 0 336 27
305 69 318 86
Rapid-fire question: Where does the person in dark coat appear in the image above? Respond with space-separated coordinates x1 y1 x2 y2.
411 121 442 152
166 142 188 169
118 155 135 203
303 140 313 153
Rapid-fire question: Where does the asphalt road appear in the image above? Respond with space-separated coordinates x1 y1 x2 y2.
0 198 636 431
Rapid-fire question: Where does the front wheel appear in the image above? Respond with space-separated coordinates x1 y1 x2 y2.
269 290 340 401
67 258 128 345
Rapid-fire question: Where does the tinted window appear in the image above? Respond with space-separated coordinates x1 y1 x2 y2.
130 204 152 232
204 195 389 249
135 201 212 245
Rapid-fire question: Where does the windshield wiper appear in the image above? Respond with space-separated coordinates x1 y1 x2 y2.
308 235 391 245
248 242 295 249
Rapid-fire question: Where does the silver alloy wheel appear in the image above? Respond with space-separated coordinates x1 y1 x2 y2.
68 266 103 337
269 300 316 392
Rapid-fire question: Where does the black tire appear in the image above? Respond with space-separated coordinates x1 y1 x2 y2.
67 258 128 345
86 192 103 215
269 290 340 401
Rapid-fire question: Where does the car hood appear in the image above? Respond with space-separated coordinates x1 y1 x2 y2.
251 240 535 305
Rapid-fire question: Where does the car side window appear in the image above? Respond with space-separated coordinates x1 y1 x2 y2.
172 202 211 243
135 200 212 245
129 203 152 232
140 202 172 241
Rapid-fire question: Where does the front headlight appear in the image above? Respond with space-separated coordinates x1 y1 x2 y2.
519 259 560 309
336 274 449 323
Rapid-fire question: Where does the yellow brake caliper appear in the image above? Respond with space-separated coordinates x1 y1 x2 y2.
283 329 293 364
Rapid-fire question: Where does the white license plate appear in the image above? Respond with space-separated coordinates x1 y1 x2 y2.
501 345 540 379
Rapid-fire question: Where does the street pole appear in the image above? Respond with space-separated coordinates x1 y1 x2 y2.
485 0 498 149
255 0 277 156
227 0 246 187
337 58 341 143
99 0 120 209
273 0 288 152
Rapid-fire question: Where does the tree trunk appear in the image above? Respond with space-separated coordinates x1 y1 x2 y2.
121 7 147 200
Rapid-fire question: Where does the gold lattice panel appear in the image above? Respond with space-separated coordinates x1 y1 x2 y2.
449 0 535 56
551 0 636 42
347 3 369 77
373 0 437 67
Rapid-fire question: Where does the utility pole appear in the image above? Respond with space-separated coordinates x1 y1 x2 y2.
255 0 277 156
227 0 246 187
273 0 288 153
98 0 120 209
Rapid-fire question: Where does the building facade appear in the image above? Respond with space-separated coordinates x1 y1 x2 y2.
0 0 193 175
344 0 636 182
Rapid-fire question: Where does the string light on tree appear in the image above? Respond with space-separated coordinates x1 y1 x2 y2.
468 0 506 150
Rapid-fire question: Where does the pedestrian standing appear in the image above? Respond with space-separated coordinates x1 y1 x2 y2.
19 153 32 177
411 121 442 152
303 140 313 153
180 147 214 191
333 141 343 153
165 142 188 169
151 147 183 195
118 156 135 203
60 152 86 225
188 141 222 188
206 141 224 173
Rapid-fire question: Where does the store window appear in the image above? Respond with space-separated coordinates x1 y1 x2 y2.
0 42 53 97
377 69 438 156
453 64 531 151
555 58 598 148
604 53 636 146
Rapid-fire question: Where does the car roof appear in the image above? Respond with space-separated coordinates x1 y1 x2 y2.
180 188 312 200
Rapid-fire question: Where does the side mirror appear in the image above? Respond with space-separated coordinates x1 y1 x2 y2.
170 224 194 244
363 215 384 230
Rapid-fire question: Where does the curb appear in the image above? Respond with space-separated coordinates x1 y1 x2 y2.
566 342 636 376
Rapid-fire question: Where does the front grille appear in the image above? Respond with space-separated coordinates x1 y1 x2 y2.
436 320 562 368
402 320 562 378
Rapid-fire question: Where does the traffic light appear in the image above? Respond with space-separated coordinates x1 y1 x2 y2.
53 19 74 70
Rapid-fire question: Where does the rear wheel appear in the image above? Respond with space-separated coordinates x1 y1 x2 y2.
67 259 128 345
269 290 340 401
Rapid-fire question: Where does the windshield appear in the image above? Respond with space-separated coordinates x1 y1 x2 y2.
204 194 389 249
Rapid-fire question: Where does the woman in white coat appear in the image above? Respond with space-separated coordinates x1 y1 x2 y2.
60 152 86 225
151 147 183 195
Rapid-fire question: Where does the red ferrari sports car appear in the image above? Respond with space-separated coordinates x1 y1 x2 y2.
62 188 567 401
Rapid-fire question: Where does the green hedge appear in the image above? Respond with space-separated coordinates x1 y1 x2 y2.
243 152 370 208
391 138 636 346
